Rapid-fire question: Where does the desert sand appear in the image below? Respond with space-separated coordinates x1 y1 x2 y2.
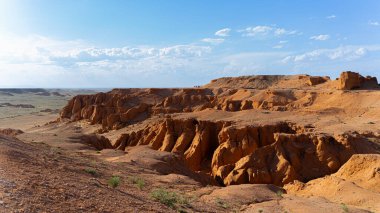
0 71 379 213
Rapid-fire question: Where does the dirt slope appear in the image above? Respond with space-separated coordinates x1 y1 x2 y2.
0 134 229 212
285 154 380 212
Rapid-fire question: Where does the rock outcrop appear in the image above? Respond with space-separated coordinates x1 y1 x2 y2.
306 76 330 86
80 134 113 150
338 71 378 90
222 133 379 186
60 88 219 130
59 88 329 130
0 128 24 136
57 72 380 187
112 118 380 186
284 154 380 212
0 103 35 108
59 73 351 130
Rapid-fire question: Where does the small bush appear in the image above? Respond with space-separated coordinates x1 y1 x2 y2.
276 190 284 198
84 168 97 176
151 188 189 209
108 176 121 188
341 203 349 212
215 198 229 209
129 176 145 190
50 147 62 155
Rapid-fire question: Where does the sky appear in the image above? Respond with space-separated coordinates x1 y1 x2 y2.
0 0 379 88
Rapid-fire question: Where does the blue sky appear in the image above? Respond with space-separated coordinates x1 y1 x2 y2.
0 0 379 87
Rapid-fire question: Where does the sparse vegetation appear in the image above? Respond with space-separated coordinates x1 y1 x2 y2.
341 203 349 212
150 188 190 209
215 198 229 209
49 147 62 155
84 168 97 176
276 190 284 198
258 209 263 213
108 176 121 188
129 176 145 190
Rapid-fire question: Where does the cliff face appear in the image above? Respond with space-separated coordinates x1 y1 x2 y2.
59 74 340 130
111 118 379 186
59 88 324 130
60 88 218 130
58 72 380 187
338 71 379 90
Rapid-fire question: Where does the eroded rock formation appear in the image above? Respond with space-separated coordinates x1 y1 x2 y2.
60 88 325 130
60 88 219 130
111 118 380 186
338 71 378 90
222 132 378 186
79 134 113 150
58 71 380 187
0 128 24 136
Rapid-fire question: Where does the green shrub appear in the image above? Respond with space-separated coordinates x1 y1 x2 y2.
151 188 189 209
215 198 229 209
129 176 145 190
108 176 121 188
84 168 97 176
276 190 284 198
341 203 349 212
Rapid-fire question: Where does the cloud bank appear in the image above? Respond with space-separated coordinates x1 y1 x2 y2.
0 27 379 87
0 35 215 87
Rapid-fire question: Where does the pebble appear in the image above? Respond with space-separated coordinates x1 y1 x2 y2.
0 200 4 205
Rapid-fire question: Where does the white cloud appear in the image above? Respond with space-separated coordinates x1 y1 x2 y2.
1 33 379 88
310 34 330 41
201 38 225 45
282 45 380 63
274 28 297 36
215 28 231 37
241 25 298 38
369 21 379 26
326 15 336 19
241 25 273 37
0 34 212 63
0 34 214 87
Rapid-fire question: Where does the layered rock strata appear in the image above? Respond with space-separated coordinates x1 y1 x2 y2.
112 118 380 186
59 88 322 130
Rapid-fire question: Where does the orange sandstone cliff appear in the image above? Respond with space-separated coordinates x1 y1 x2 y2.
58 71 380 187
